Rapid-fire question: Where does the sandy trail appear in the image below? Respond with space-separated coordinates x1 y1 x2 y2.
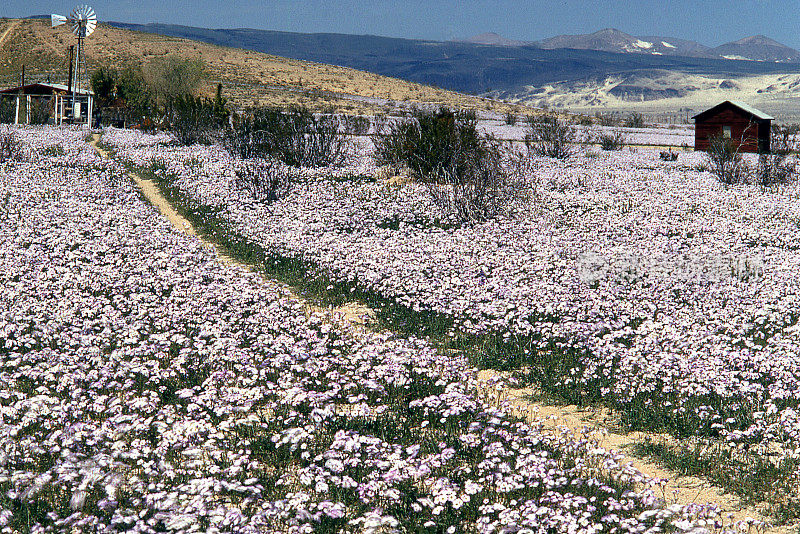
90 133 788 532
476 371 789 531
0 20 21 50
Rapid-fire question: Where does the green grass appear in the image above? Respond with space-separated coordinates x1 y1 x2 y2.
633 439 800 522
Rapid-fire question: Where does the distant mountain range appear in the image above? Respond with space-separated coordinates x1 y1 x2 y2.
104 21 800 116
454 28 800 63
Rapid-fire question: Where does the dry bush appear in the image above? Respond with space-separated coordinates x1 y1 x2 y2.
374 107 524 221
343 115 370 135
0 132 21 163
706 134 746 185
755 126 798 187
233 158 292 202
424 143 526 222
659 150 678 161
524 114 575 159
624 112 645 128
596 131 626 151
225 106 352 167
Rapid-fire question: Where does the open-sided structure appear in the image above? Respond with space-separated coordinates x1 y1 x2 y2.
0 83 94 126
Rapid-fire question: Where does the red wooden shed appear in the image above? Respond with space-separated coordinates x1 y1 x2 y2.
693 101 773 153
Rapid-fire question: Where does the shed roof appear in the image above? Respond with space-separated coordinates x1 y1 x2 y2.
0 82 94 96
693 100 773 121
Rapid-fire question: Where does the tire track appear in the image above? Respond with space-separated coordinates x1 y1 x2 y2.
0 19 21 50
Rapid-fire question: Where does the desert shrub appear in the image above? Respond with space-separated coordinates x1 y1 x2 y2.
168 86 229 145
524 114 575 159
373 107 521 221
754 127 798 187
233 158 292 202
225 106 351 167
343 115 370 135
595 112 617 126
706 134 746 184
597 131 626 151
504 112 517 126
28 98 52 126
0 97 14 124
770 124 797 156
659 150 678 161
424 141 524 222
373 108 485 181
578 115 593 126
624 112 645 128
0 132 21 163
755 153 796 187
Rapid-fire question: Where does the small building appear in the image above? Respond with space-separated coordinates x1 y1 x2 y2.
693 101 773 153
0 83 94 126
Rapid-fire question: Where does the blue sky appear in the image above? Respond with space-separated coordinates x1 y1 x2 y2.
5 0 800 48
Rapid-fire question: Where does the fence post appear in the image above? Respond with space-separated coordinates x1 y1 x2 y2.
87 95 93 128
14 96 19 125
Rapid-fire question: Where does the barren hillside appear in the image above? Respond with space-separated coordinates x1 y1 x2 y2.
0 18 529 115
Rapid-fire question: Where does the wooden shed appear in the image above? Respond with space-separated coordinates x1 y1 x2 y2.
0 83 94 126
693 101 773 153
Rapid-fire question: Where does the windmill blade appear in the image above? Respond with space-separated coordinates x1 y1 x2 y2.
85 18 97 37
51 14 67 28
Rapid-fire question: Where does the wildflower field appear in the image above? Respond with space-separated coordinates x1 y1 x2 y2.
102 122 800 522
0 126 736 534
0 121 796 533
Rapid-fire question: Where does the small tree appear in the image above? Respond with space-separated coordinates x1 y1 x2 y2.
143 56 205 123
91 67 118 108
524 114 575 159
168 85 229 145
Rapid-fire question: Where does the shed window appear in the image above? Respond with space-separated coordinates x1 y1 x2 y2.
723 126 732 138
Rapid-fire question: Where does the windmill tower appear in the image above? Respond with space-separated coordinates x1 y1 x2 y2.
51 5 97 122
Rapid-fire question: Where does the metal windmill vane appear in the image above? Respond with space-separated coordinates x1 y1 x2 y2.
51 5 97 112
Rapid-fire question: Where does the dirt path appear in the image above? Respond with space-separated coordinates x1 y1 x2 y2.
476 371 789 531
90 134 372 322
0 20 21 50
89 133 786 532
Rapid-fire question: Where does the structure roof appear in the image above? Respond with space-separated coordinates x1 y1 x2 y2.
0 82 94 95
693 100 773 121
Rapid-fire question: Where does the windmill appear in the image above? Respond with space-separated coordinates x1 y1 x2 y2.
51 5 97 121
